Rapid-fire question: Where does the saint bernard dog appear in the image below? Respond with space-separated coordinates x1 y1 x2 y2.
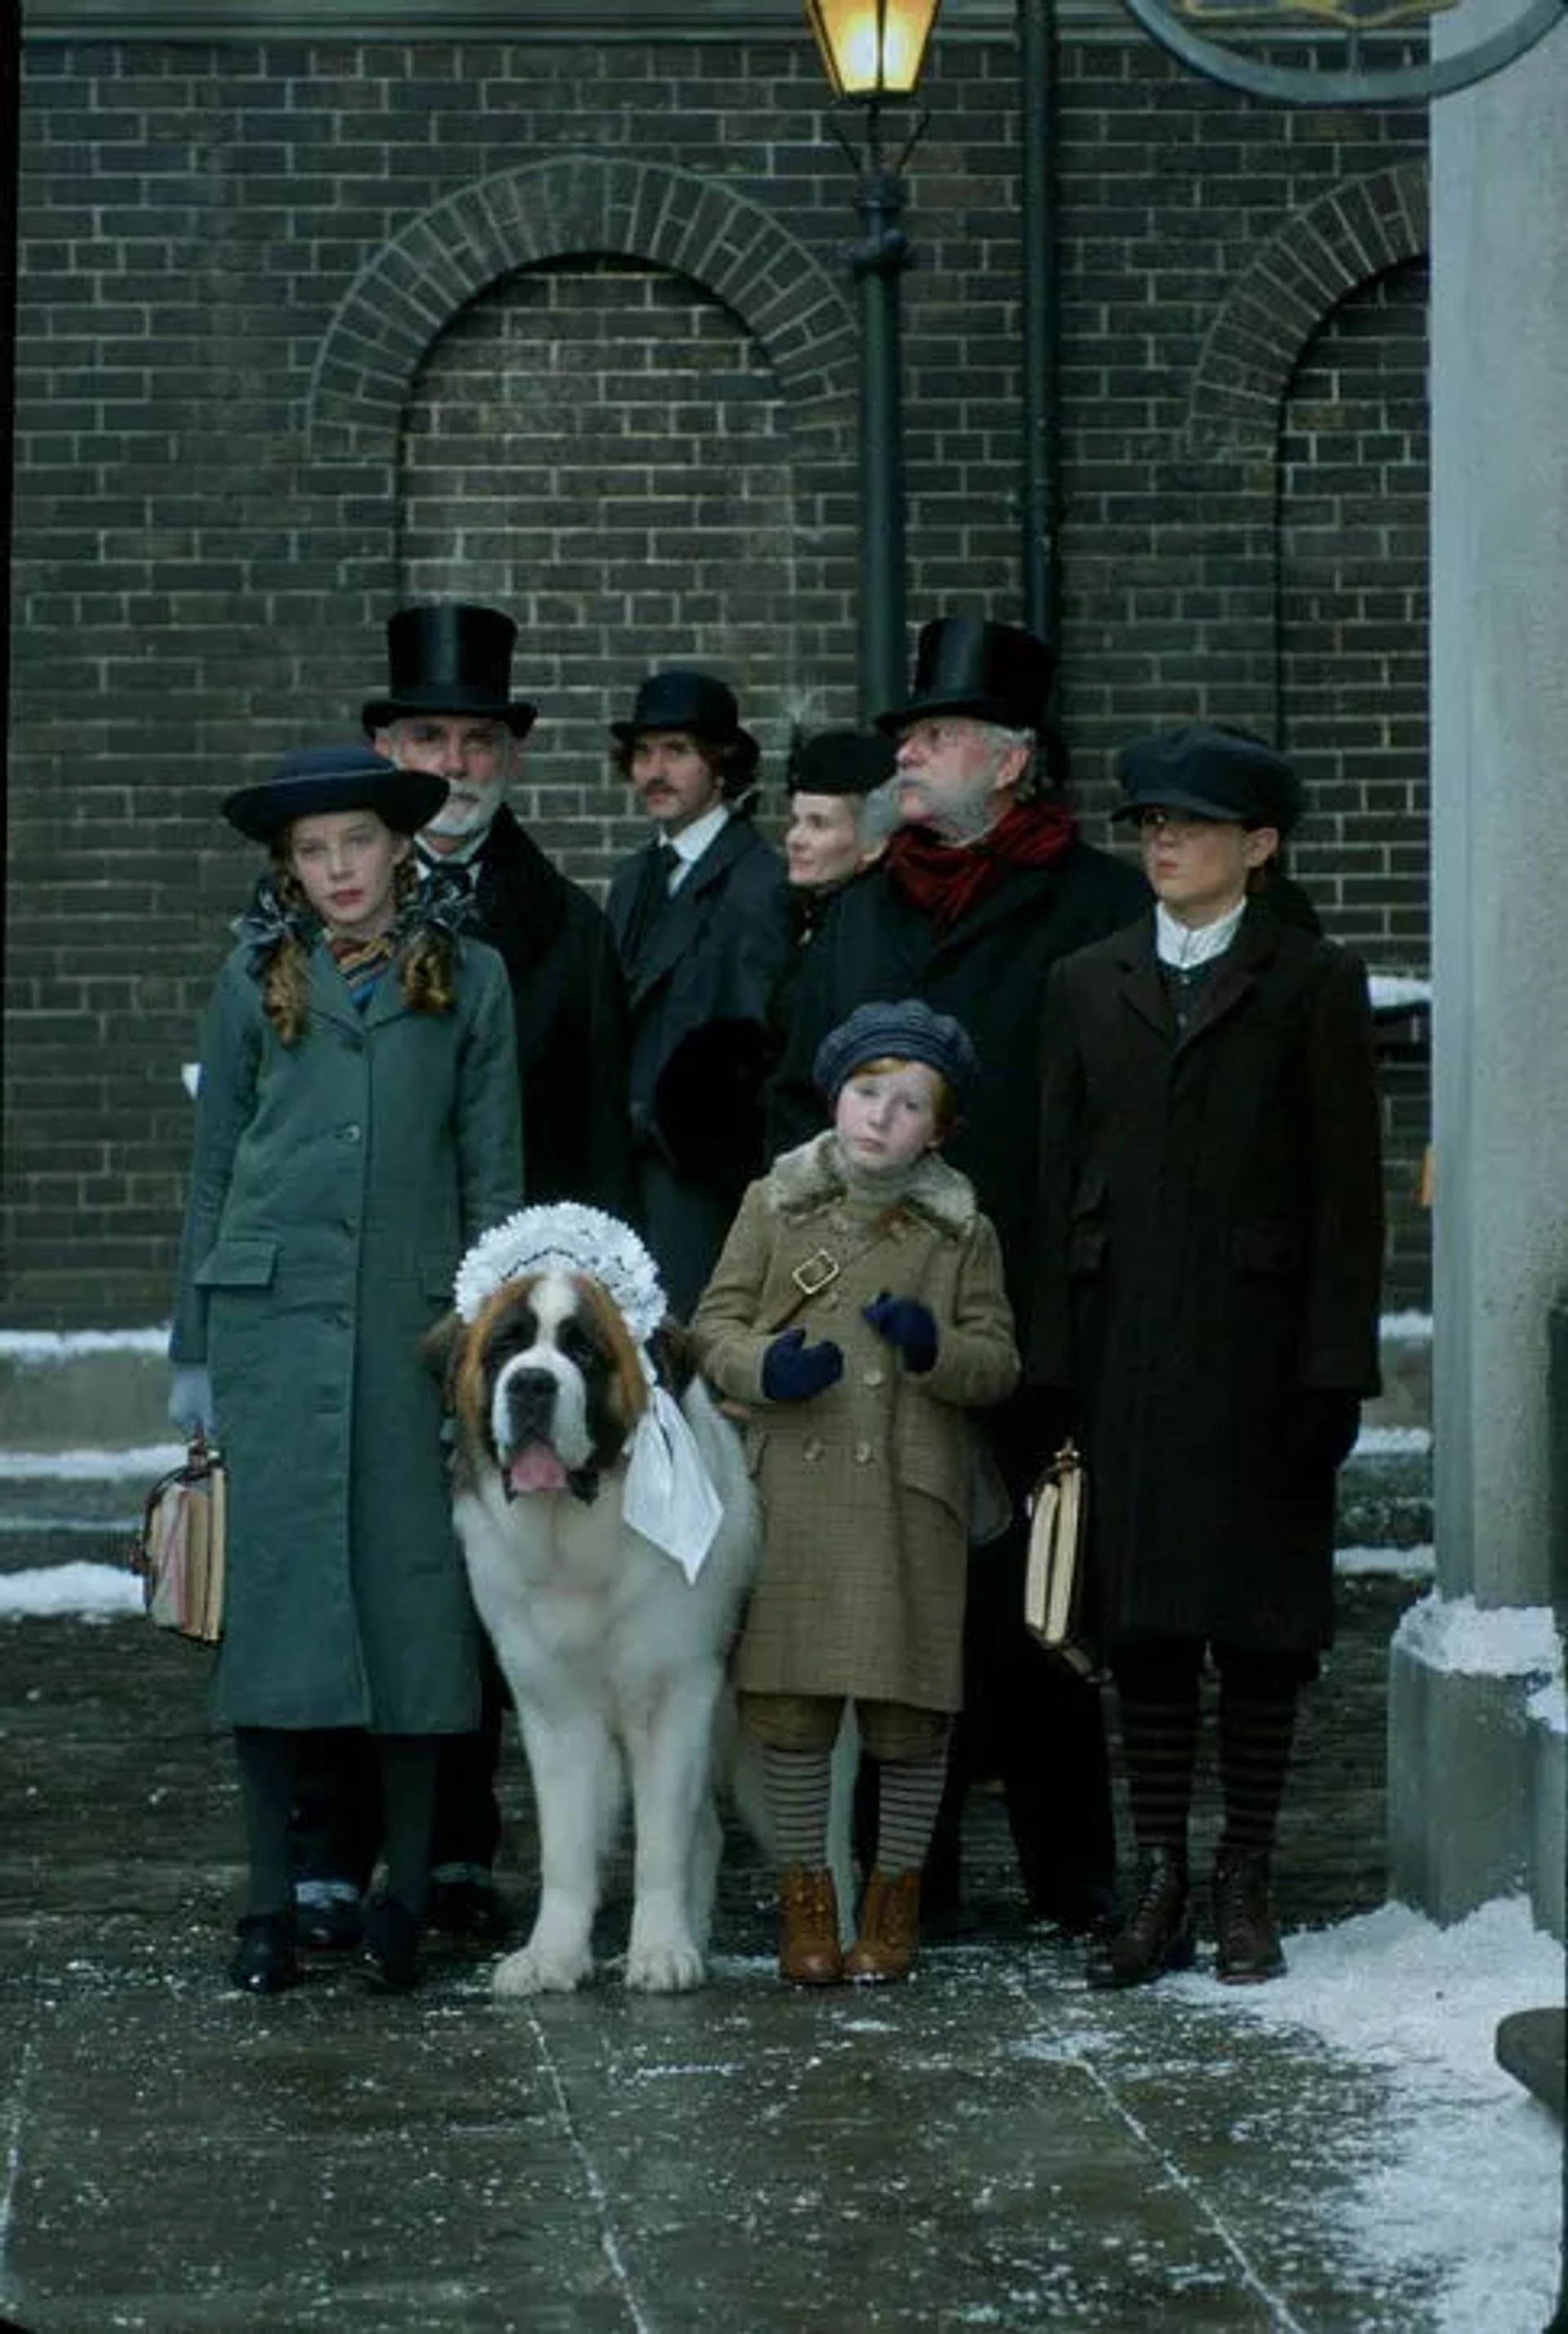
437 1206 759 1996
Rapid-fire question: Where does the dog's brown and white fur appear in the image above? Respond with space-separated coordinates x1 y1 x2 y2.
439 1269 757 1995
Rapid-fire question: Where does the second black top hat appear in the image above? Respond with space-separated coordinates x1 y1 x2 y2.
361 604 537 737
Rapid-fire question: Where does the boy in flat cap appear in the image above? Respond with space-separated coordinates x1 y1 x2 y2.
692 999 1018 1988
1029 722 1384 1991
607 667 795 1316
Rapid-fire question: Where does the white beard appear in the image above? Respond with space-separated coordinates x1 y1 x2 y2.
422 775 506 844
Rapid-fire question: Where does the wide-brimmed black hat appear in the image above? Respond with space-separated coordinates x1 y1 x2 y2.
610 668 758 761
360 604 537 737
786 728 896 798
1111 724 1302 835
223 745 449 844
875 617 1056 737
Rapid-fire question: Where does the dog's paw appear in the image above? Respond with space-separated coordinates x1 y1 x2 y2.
625 1936 706 1993
491 1942 592 1997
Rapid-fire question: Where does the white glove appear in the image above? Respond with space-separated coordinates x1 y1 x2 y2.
168 1365 217 1440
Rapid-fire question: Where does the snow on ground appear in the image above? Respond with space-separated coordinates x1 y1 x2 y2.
1199 1897 1565 2332
0 1561 144 1619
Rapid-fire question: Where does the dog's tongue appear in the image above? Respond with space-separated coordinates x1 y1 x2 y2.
507 1445 570 1495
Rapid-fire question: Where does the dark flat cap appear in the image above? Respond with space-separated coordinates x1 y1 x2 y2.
1112 724 1302 833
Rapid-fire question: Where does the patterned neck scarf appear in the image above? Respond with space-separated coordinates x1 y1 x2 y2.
327 931 397 1009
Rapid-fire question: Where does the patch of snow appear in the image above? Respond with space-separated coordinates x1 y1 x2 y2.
0 1326 170 1362
1394 1590 1562 1679
1211 1897 1563 2334
1335 1543 1435 1579
1356 1424 1432 1455
1367 974 1432 1012
0 1445 184 1481
0 1562 144 1619
1527 1677 1567 1734
1379 1310 1433 1343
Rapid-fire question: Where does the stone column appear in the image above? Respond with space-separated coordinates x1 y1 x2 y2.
1388 0 1568 1934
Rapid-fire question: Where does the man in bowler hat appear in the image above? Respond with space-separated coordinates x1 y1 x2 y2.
292 603 633 1951
768 615 1149 1935
607 667 795 1316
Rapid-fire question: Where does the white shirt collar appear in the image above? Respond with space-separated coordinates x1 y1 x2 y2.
1155 897 1247 969
662 802 731 885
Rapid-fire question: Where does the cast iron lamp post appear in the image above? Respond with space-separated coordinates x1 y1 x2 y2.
804 0 941 722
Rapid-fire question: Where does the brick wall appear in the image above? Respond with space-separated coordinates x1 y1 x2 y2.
2 28 1429 1321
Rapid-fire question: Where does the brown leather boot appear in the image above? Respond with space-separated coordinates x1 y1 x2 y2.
778 1866 843 1985
844 1869 921 1983
1085 1847 1196 1989
1213 1847 1286 1984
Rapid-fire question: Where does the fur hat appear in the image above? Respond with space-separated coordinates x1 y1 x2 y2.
813 998 979 1109
223 744 448 843
1112 724 1302 834
361 603 537 737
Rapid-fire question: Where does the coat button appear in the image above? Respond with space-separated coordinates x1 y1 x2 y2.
340 1125 362 1143
863 1365 885 1389
853 1441 873 1465
804 1438 825 1463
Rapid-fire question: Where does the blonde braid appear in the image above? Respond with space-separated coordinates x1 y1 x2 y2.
259 859 314 1045
395 852 459 1016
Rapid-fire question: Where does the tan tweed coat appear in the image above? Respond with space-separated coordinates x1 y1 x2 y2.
690 1134 1019 1713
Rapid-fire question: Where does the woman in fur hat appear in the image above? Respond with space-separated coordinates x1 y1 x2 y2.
690 999 1018 1987
167 746 522 1998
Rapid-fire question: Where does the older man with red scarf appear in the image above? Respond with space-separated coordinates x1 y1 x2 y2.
765 615 1148 1938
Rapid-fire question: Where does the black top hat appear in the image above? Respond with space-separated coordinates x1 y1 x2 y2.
1111 724 1302 835
360 604 537 737
786 728 897 798
610 668 759 762
875 617 1056 737
223 745 449 844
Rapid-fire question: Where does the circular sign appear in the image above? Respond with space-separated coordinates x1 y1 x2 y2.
1119 0 1568 105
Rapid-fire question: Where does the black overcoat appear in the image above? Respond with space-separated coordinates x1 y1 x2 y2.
608 812 795 1312
465 804 635 1218
1028 906 1385 1653
765 840 1150 1392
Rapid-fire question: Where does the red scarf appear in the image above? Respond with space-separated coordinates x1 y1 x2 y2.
885 797 1077 932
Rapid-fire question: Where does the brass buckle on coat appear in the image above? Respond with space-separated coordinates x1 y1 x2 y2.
791 1249 840 1298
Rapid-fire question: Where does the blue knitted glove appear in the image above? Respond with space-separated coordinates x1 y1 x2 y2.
862 1292 939 1374
168 1365 218 1439
761 1326 844 1402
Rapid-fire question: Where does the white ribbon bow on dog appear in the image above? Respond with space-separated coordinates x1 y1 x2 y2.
623 1384 724 1583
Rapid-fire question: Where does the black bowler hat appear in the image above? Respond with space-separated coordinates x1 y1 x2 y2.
1111 724 1303 835
610 667 759 762
875 617 1056 737
223 744 449 844
786 728 897 798
361 604 537 737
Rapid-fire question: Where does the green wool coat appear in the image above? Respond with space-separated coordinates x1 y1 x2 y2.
691 1134 1020 1714
170 933 523 1732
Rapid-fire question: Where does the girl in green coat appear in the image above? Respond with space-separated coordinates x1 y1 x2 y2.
169 745 523 1997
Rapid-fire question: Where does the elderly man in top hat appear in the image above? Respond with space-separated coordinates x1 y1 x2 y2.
767 614 1149 1938
607 666 795 1316
1029 724 1383 1989
289 604 633 1953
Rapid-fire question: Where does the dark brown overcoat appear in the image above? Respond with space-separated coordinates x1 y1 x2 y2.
691 1135 1019 1713
1028 906 1383 1653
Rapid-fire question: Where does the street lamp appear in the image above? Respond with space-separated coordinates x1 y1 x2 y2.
804 1 941 721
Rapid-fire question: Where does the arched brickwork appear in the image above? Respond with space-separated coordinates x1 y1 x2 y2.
306 154 858 464
1185 159 1429 457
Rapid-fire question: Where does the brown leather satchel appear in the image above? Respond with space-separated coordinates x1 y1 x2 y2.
1023 1438 1095 1677
131 1432 226 1645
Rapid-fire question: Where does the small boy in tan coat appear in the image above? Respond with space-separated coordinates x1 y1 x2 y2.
691 1000 1018 1984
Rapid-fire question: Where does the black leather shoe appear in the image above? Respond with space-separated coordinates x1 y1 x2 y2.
292 1889 363 1953
1085 1849 1196 1989
360 1896 421 1993
1213 1848 1286 1984
427 1874 512 1946
229 1913 301 1996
